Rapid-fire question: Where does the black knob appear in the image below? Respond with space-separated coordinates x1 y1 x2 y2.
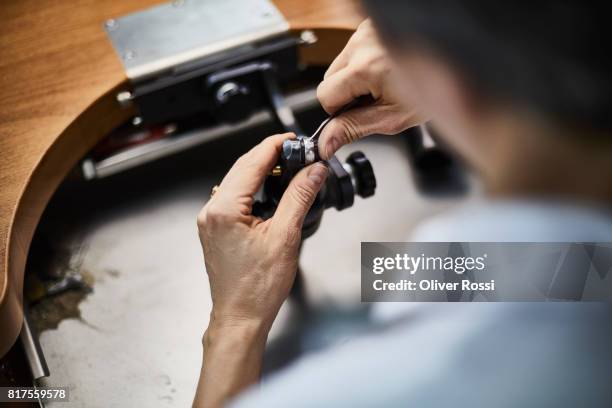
215 81 249 104
213 81 251 123
346 151 376 198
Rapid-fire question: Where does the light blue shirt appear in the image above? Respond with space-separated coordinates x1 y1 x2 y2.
231 200 612 407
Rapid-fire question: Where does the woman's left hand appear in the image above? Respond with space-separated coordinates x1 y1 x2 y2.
197 133 328 332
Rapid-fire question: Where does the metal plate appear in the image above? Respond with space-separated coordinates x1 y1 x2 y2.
104 0 289 81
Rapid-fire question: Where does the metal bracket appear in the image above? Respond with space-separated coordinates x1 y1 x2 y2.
104 0 289 82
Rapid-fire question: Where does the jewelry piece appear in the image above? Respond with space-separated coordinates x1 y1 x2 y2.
210 185 220 197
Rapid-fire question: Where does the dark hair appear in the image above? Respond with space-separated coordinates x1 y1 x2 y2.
362 1 612 132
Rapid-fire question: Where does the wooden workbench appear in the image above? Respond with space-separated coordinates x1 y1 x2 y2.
0 0 362 356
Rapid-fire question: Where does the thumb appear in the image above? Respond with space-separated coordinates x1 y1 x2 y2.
318 104 403 160
271 163 328 233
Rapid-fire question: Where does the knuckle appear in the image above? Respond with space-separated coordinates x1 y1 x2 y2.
290 182 315 207
366 51 386 70
316 81 325 98
205 202 232 225
355 20 375 41
368 58 391 80
263 135 278 145
393 111 417 133
260 137 279 154
350 64 370 82
236 196 254 216
281 225 301 247
235 152 249 166
333 116 361 144
196 208 208 230
355 21 370 39
316 82 333 113
358 18 372 31
378 104 420 132
323 67 332 79
316 80 328 99
348 26 362 42
353 49 384 75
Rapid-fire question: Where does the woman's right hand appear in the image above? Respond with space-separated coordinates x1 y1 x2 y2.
316 19 426 160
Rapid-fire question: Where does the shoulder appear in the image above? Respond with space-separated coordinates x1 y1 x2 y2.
411 199 612 242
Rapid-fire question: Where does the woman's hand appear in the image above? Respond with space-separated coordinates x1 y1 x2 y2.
197 133 327 331
194 133 327 407
316 19 426 159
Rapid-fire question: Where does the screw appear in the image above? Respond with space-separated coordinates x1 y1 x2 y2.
105 19 117 30
300 30 318 45
172 0 185 7
132 116 143 126
116 91 133 108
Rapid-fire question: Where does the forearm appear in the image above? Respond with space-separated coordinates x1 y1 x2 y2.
193 315 269 408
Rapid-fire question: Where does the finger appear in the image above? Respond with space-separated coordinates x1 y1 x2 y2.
324 52 349 80
324 39 352 79
317 67 372 114
216 133 293 202
325 19 373 79
323 31 359 79
271 163 328 233
318 104 416 160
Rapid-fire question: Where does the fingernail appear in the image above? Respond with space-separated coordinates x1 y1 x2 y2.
308 163 328 186
325 137 339 159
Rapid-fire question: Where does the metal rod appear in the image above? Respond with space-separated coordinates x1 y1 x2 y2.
20 308 50 381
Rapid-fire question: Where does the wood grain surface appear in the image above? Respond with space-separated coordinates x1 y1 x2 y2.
0 0 362 356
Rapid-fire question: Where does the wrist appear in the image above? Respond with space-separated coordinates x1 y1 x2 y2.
197 311 269 407
204 311 269 351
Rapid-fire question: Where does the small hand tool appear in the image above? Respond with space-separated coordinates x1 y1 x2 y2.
280 94 375 168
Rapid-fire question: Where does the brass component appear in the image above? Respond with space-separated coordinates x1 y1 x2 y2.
271 165 282 176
